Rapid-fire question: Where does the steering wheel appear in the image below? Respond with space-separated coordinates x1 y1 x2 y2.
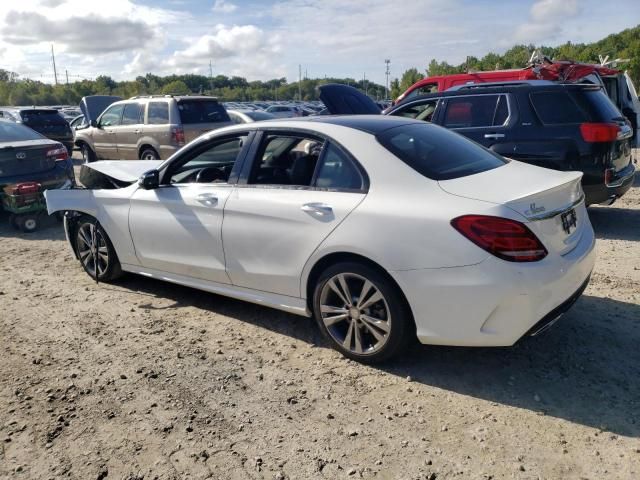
196 167 225 183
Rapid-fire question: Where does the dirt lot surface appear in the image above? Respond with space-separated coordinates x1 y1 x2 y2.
1 160 639 479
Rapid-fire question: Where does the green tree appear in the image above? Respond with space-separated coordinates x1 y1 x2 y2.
399 68 424 93
161 80 191 95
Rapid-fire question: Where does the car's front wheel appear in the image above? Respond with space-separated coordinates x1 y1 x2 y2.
312 262 413 363
74 216 123 282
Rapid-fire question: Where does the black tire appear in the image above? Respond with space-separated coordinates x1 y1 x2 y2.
80 143 96 163
18 214 39 233
312 261 414 363
9 214 20 230
73 216 123 282
140 148 159 160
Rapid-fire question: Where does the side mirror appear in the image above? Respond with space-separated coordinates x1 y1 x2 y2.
138 169 159 190
90 119 98 128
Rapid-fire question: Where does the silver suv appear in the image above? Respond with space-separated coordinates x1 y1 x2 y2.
75 95 232 162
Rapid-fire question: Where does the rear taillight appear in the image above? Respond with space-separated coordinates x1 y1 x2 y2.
171 126 185 146
46 145 69 162
604 168 615 185
580 122 619 143
451 215 548 262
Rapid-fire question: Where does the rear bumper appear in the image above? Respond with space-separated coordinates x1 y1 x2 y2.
0 161 75 193
391 222 596 347
583 162 635 205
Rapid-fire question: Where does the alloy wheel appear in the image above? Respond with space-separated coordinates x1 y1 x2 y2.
77 223 109 277
319 273 391 355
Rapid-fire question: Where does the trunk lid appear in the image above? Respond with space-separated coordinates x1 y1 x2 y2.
0 140 57 178
439 160 586 256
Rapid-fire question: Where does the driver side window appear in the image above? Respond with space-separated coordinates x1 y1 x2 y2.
99 104 124 127
168 135 248 184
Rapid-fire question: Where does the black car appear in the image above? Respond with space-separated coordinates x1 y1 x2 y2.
0 120 75 195
320 81 636 206
0 108 74 155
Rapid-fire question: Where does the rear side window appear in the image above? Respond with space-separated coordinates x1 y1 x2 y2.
376 123 507 181
20 110 66 125
147 102 169 124
178 100 230 124
121 103 143 125
315 143 363 190
569 89 624 122
530 91 587 124
443 95 506 128
0 121 43 141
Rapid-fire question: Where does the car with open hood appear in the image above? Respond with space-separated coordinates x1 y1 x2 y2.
319 82 636 206
45 116 594 362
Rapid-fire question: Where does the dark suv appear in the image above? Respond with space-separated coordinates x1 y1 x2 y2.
320 82 636 206
0 108 74 155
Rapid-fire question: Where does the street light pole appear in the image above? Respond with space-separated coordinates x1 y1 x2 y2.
384 59 390 100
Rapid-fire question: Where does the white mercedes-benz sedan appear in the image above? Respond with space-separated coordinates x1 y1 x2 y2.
45 116 595 363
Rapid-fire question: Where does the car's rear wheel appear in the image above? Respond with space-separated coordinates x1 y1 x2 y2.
80 143 96 163
74 216 123 282
312 262 413 363
140 148 159 160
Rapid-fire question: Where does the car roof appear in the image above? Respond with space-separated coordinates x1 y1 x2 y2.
396 82 603 105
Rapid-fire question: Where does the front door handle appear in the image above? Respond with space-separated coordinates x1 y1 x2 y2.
196 193 218 206
484 133 505 139
301 203 333 216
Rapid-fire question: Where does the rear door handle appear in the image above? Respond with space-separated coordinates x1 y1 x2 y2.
484 133 505 139
301 203 333 216
196 193 218 206
133 130 141 134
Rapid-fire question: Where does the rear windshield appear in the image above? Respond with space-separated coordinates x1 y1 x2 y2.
569 89 625 122
246 111 275 121
376 123 507 181
20 110 66 125
178 100 230 124
0 121 44 142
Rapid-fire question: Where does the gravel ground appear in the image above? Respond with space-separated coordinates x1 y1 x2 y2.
0 158 639 479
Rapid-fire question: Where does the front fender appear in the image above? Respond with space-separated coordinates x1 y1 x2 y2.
44 186 140 266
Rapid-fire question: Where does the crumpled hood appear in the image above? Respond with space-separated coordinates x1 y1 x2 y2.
85 160 163 183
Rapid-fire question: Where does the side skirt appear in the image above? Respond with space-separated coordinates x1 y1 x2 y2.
120 264 311 317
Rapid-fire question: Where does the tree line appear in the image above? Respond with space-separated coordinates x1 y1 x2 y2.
390 25 640 99
0 25 637 106
0 70 387 106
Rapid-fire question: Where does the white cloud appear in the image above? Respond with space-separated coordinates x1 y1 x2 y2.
513 0 581 44
213 0 237 13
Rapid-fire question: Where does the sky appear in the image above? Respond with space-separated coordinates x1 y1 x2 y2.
0 0 638 85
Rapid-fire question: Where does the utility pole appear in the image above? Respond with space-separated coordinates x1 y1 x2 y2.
363 72 367 95
51 44 58 85
65 69 69 85
209 60 214 94
298 64 302 101
384 59 391 100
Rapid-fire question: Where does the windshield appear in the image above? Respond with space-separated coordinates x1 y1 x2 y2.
0 121 44 142
376 123 507 181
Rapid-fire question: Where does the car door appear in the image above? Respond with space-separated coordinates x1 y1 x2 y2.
116 102 144 159
222 130 367 297
128 132 252 283
437 93 512 151
94 104 124 159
